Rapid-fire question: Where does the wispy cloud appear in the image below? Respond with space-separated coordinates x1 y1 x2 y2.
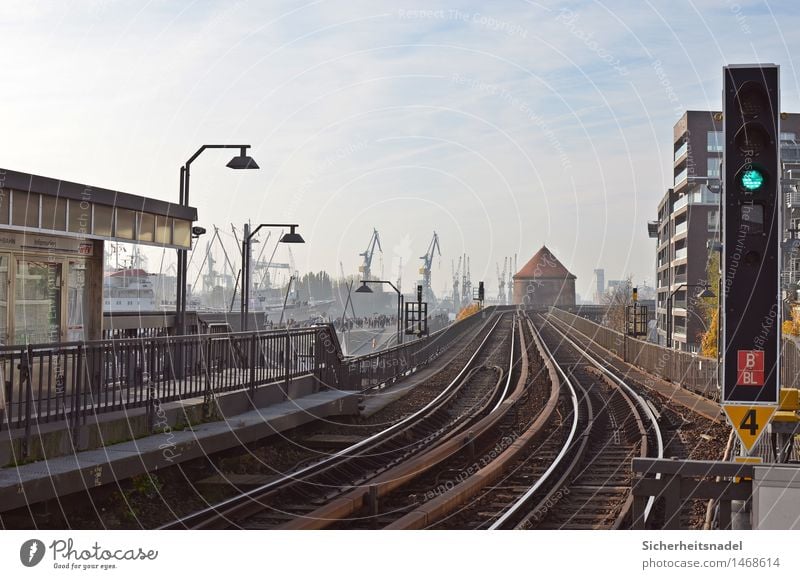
2 0 800 294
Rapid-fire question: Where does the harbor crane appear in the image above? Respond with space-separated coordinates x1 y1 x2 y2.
507 254 516 305
452 256 462 312
396 257 403 294
497 257 507 304
419 231 441 303
461 255 472 305
359 228 382 281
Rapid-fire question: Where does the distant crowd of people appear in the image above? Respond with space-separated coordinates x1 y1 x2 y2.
332 314 396 331
262 311 450 333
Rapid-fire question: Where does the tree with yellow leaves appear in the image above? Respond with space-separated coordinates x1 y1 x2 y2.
456 303 481 321
699 252 720 358
782 305 800 336
700 309 718 358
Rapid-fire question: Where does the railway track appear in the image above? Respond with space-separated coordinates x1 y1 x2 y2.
290 310 659 531
358 311 569 530
490 314 663 529
313 314 536 529
358 311 660 530
162 311 515 529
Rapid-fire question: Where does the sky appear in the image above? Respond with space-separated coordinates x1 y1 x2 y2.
2 0 800 300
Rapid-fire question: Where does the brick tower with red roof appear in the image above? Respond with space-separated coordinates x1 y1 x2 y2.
512 245 576 307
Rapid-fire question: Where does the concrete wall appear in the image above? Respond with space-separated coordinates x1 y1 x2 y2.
0 374 328 466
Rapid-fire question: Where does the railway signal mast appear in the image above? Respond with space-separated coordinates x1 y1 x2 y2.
721 64 781 452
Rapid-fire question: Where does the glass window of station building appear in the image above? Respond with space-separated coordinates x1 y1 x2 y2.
0 168 197 345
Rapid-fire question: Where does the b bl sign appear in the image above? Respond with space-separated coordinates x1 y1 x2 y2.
736 350 764 386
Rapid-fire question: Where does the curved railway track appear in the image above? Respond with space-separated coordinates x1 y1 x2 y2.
163 309 665 531
162 311 515 529
360 311 662 530
490 313 663 529
314 311 557 530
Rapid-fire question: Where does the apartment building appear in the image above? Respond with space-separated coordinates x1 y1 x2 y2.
652 111 800 351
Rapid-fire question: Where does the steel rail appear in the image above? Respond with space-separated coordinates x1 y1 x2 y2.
282 314 521 529
489 311 516 414
489 315 580 529
162 311 508 529
538 314 664 523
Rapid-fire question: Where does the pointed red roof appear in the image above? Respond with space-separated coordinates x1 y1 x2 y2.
514 246 576 280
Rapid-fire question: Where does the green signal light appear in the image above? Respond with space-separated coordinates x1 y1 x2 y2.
740 168 765 191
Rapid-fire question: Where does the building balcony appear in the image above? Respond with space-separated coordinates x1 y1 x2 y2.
672 186 720 214
674 141 688 163
674 247 687 260
674 167 688 187
674 221 688 236
787 191 800 207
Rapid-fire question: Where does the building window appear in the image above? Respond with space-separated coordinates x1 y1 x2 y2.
12 191 40 228
41 196 67 231
155 216 172 245
0 190 9 225
707 157 721 178
115 209 136 240
137 213 155 243
173 220 191 248
707 131 723 152
15 260 62 344
68 199 91 234
708 210 720 232
93 205 113 237
781 132 796 143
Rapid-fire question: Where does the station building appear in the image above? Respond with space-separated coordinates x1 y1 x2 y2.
0 168 196 345
512 245 576 307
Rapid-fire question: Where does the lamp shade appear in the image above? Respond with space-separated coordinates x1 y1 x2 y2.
226 155 259 169
280 231 305 244
355 283 373 293
698 288 716 299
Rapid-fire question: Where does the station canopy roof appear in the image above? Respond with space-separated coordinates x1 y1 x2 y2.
0 168 198 250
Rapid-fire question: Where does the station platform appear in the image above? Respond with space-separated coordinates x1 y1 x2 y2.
0 314 490 513
0 386 358 513
339 326 396 356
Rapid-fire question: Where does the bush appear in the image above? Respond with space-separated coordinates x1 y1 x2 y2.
456 303 481 321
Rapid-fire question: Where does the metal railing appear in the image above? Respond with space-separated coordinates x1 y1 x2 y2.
548 307 718 400
550 307 800 400
342 312 487 390
631 458 751 529
0 326 336 433
0 309 496 435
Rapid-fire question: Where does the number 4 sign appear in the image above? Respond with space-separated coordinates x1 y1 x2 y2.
723 405 777 452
